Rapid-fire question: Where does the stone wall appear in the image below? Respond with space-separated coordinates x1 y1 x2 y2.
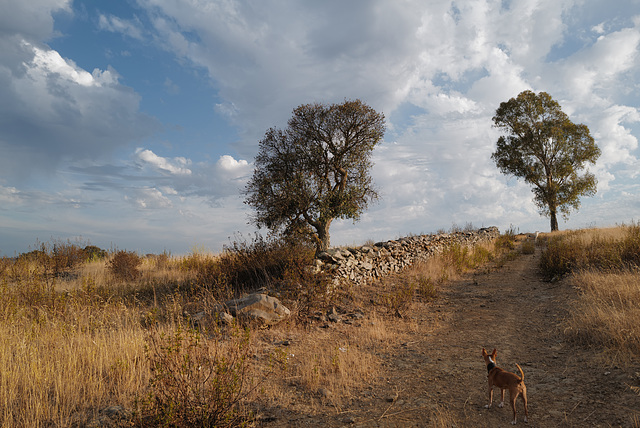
316 227 500 286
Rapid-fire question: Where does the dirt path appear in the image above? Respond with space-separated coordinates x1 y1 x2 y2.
269 246 640 427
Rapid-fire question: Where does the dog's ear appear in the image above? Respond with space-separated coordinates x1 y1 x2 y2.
491 348 497 357
482 347 487 356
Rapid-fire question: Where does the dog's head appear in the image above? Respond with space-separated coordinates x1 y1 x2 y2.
481 347 497 365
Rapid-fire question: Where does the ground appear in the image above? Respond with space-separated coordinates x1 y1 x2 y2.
259 245 640 427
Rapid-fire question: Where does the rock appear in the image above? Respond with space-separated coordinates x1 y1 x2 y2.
225 293 290 326
86 405 132 427
318 387 332 398
190 309 234 329
327 307 341 323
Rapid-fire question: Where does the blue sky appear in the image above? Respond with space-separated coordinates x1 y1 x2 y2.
1 0 639 256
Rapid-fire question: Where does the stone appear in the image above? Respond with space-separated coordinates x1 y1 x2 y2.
314 227 500 286
225 293 290 326
327 306 341 323
190 308 234 329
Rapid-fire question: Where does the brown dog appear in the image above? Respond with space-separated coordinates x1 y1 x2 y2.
482 347 528 424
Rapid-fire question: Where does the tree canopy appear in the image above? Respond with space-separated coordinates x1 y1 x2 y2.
491 90 601 231
244 99 385 252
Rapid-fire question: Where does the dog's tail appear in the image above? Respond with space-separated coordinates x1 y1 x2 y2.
515 364 524 382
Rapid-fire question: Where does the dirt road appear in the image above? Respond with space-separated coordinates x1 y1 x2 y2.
269 246 640 427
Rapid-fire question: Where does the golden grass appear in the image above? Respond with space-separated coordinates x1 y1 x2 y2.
566 270 640 360
0 233 510 426
541 224 640 362
253 311 398 415
0 301 148 427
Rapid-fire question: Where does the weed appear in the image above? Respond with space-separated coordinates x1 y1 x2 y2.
141 324 255 427
415 275 437 301
521 240 536 255
109 251 143 281
494 228 516 251
382 279 415 316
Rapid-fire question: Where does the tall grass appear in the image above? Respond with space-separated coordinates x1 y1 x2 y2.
0 231 508 425
566 271 640 359
539 224 640 361
540 223 640 280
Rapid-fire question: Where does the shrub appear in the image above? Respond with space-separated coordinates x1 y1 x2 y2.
189 234 330 307
141 325 254 427
109 250 142 281
382 277 415 316
415 275 437 301
49 239 87 276
521 240 535 255
494 228 516 251
84 245 107 261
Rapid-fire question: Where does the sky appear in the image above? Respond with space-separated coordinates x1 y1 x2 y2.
1 0 639 256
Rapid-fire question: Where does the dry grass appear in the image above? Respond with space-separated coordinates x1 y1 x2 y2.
0 297 148 427
0 232 510 426
540 223 640 362
566 271 640 361
255 312 396 413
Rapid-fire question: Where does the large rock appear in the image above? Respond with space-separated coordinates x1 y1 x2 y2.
225 293 291 326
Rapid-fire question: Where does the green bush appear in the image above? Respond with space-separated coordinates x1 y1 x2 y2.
141 325 254 427
84 245 107 261
109 250 142 281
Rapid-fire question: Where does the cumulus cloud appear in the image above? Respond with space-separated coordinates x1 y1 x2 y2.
134 0 638 234
136 148 192 175
217 155 249 174
0 41 158 181
0 0 70 42
0 0 159 183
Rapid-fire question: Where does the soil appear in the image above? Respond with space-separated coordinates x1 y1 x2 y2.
259 246 640 427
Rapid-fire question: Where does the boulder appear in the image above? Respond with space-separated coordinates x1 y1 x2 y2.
225 293 291 326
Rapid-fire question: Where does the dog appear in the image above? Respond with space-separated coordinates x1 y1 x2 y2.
482 347 528 424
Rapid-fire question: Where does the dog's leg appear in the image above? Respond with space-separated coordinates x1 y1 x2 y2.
499 388 505 408
521 389 528 423
510 391 519 424
485 383 494 408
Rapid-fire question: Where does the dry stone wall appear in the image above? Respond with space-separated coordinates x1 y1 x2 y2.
316 227 500 286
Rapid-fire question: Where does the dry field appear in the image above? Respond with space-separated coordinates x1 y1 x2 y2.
0 225 638 426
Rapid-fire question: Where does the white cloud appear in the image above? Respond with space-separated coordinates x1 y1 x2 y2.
559 25 640 99
30 42 108 87
98 14 144 40
136 148 192 175
0 0 71 42
0 39 157 180
0 185 21 205
217 155 249 173
127 187 173 209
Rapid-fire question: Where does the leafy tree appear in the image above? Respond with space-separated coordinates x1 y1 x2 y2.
245 99 385 252
491 90 601 231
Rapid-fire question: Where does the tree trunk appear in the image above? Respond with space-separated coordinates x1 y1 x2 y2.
315 220 331 253
549 209 559 231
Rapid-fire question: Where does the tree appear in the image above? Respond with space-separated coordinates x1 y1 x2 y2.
491 90 601 231
244 99 385 252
